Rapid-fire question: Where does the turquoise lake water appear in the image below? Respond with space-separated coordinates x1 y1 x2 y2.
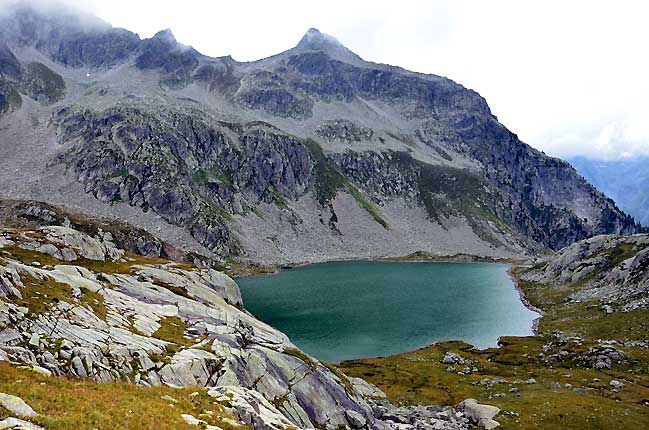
237 261 539 362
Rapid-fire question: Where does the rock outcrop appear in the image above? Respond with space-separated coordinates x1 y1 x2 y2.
0 224 480 430
0 393 42 430
522 234 649 311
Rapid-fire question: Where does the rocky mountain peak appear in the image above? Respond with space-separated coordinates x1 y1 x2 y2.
295 27 362 63
152 28 177 42
297 28 338 48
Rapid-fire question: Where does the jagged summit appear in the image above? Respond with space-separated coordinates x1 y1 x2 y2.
296 28 342 50
294 27 363 63
152 28 176 42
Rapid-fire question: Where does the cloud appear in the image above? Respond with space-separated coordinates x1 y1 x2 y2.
543 117 649 161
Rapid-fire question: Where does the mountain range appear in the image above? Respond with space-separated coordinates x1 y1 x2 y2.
569 156 649 227
0 3 643 265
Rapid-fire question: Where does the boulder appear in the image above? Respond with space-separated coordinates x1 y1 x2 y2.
609 380 625 390
31 366 52 377
0 417 44 430
180 414 222 430
27 333 40 350
345 410 367 428
0 394 37 418
349 376 386 399
208 386 298 430
441 352 465 365
458 398 500 429
71 356 87 377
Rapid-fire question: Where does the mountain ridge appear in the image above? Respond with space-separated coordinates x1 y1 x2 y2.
0 2 642 264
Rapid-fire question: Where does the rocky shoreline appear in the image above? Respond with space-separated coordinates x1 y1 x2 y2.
507 266 544 336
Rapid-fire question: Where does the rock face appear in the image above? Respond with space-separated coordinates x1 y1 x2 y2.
0 199 214 266
522 234 649 311
0 416 44 430
0 3 643 264
0 224 477 430
51 105 312 256
0 393 42 430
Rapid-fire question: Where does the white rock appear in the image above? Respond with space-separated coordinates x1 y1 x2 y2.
180 414 223 430
481 418 500 429
609 379 625 389
160 395 178 403
0 417 44 430
0 393 38 418
27 334 39 349
345 410 367 428
70 356 86 377
208 386 297 430
31 366 52 377
458 398 500 429
349 376 386 398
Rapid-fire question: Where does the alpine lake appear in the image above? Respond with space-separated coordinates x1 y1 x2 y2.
237 260 539 362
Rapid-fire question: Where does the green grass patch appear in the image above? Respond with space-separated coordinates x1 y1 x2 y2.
21 62 66 103
283 348 318 371
345 182 389 229
152 279 192 300
152 316 193 348
191 167 232 186
341 338 649 430
16 274 73 315
321 361 355 396
271 188 289 209
304 139 389 228
304 139 346 205
389 151 506 242
2 244 65 267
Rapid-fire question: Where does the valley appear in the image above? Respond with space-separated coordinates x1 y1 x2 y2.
0 2 647 430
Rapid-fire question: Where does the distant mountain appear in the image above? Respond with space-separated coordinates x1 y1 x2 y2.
0 3 643 264
568 157 649 226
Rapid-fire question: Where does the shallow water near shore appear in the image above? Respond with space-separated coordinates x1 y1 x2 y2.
237 261 539 362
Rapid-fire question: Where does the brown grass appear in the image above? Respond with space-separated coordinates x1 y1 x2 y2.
341 338 649 430
16 274 72 315
152 316 194 353
0 362 245 430
283 348 318 371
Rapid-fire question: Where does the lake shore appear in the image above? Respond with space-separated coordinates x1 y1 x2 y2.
507 265 544 336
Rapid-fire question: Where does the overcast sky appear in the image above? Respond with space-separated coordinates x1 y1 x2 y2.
28 1 649 160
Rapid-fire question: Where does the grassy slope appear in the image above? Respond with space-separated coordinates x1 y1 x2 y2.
340 251 649 429
0 362 243 430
